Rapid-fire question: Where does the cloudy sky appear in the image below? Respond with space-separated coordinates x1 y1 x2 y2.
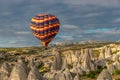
0 0 120 47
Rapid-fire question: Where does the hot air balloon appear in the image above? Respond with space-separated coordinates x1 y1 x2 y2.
30 14 60 47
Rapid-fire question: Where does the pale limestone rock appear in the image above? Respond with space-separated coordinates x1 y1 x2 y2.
95 59 107 68
9 59 28 80
81 49 96 73
63 68 73 80
70 66 83 75
112 51 120 61
51 51 62 71
27 66 45 80
62 59 68 70
64 50 77 64
79 49 84 62
97 69 112 80
105 48 112 58
0 62 10 80
99 49 105 60
113 61 120 70
107 64 115 74
27 59 35 70
73 73 81 80
44 71 56 80
54 71 66 80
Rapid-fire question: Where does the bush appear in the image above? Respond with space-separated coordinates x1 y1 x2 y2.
85 71 96 79
86 73 95 78
96 66 103 74
114 70 120 75
84 66 104 79
38 63 44 70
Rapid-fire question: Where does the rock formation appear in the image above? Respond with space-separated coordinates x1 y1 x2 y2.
54 71 66 80
51 51 62 71
62 59 68 70
113 61 120 70
44 72 56 80
107 64 115 74
70 62 83 75
63 68 73 80
27 59 35 70
9 59 28 80
97 69 112 80
27 66 45 80
0 62 10 80
73 73 81 80
64 50 77 64
105 47 112 58
99 49 105 60
81 49 96 73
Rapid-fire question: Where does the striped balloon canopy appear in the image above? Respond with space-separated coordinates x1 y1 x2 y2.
30 14 60 47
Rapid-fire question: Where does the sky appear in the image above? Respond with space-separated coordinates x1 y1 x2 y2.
0 0 120 47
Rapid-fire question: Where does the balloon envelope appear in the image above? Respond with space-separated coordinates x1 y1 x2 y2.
30 14 60 47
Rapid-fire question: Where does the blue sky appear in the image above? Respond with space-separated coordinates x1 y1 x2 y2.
0 0 120 47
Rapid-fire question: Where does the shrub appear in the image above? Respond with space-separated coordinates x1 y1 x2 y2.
114 70 120 75
86 73 95 78
96 66 104 74
85 71 96 79
38 63 44 70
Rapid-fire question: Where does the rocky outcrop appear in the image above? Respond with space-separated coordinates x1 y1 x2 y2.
44 68 73 80
27 59 35 70
9 59 28 80
99 49 105 60
0 62 10 80
70 62 83 75
44 71 56 80
27 66 45 80
113 61 120 70
95 59 107 68
54 69 73 80
81 49 96 73
63 68 73 80
97 69 112 80
107 64 115 74
78 49 84 62
54 71 66 80
62 59 68 70
112 51 120 61
73 73 81 80
51 51 63 71
105 47 112 58
64 50 78 65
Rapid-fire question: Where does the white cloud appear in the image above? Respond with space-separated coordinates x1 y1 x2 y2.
0 0 25 8
62 24 79 29
15 31 30 35
112 10 120 15
0 11 13 16
8 41 17 44
113 18 120 23
103 30 120 35
62 0 120 7
61 35 74 41
61 24 84 34
81 12 104 17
